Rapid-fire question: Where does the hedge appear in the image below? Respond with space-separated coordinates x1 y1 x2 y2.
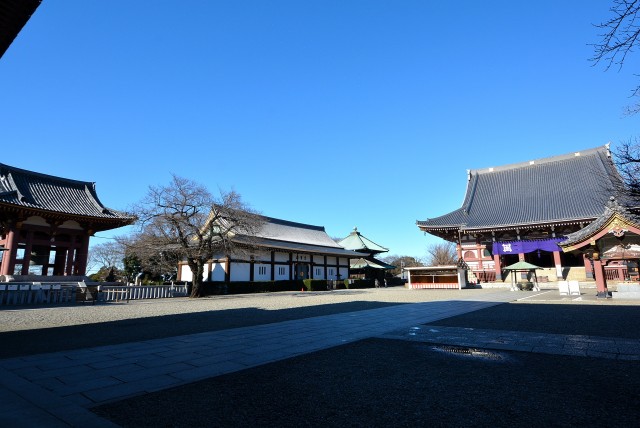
200 280 304 296
345 279 374 289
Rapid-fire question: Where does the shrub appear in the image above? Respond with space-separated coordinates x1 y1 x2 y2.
302 279 330 291
200 280 304 296
345 279 374 289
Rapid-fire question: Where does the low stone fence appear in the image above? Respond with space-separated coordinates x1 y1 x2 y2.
0 282 189 306
0 283 77 306
98 284 189 302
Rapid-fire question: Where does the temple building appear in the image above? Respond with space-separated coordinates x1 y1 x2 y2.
560 197 640 297
338 227 394 281
0 164 135 277
178 215 364 282
416 145 621 284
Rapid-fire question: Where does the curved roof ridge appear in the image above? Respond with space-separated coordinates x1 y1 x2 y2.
0 163 95 188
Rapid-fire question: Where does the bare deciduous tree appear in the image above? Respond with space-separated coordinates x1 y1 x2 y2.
381 255 423 277
425 241 457 266
87 241 125 272
131 174 261 297
612 138 640 201
592 0 640 114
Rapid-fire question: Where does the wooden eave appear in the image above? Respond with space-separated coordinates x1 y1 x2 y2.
0 202 135 231
560 213 640 252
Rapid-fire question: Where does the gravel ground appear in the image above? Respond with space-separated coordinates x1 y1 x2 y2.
93 338 640 428
90 289 640 427
0 287 501 358
4 287 640 427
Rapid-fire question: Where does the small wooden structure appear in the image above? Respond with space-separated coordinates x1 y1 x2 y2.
405 265 468 290
503 261 541 291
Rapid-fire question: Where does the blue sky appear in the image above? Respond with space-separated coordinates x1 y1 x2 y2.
1 1 638 260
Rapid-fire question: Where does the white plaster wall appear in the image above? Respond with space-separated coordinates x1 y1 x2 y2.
210 262 226 281
180 264 193 282
230 263 251 281
253 250 271 262
295 254 310 263
254 264 271 281
274 252 289 262
326 256 337 265
313 255 324 264
274 264 289 280
24 216 50 227
339 267 349 280
59 220 83 230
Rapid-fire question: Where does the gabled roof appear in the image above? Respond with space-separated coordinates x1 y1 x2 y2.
417 145 621 235
232 215 365 258
0 0 42 59
338 227 388 254
0 163 135 227
560 197 640 250
349 257 395 270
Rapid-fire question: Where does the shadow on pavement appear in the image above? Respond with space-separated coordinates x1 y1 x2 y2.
0 300 407 358
431 302 640 338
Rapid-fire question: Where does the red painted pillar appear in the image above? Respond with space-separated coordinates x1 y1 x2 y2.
493 254 502 281
592 258 609 298
0 229 18 276
476 243 484 270
73 234 90 275
583 254 593 279
553 251 562 279
65 248 75 276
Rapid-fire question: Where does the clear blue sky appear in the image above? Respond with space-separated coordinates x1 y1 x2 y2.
1 1 638 260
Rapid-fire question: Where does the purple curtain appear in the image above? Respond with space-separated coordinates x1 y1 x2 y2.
492 237 565 255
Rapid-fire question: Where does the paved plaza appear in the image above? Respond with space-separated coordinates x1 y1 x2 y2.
1 288 639 426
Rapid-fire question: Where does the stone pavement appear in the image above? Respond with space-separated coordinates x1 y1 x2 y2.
1 290 639 427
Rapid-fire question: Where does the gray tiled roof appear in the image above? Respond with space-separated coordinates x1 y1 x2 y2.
560 197 640 247
233 216 365 258
0 163 135 223
417 146 621 232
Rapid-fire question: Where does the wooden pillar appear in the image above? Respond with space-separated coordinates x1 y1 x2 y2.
21 230 33 275
324 255 328 279
65 247 75 275
553 251 562 279
270 251 275 281
74 234 90 275
225 257 231 282
476 242 484 270
493 254 502 281
54 248 67 276
249 257 254 282
0 229 18 276
592 257 609 298
583 254 593 279
289 253 293 281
